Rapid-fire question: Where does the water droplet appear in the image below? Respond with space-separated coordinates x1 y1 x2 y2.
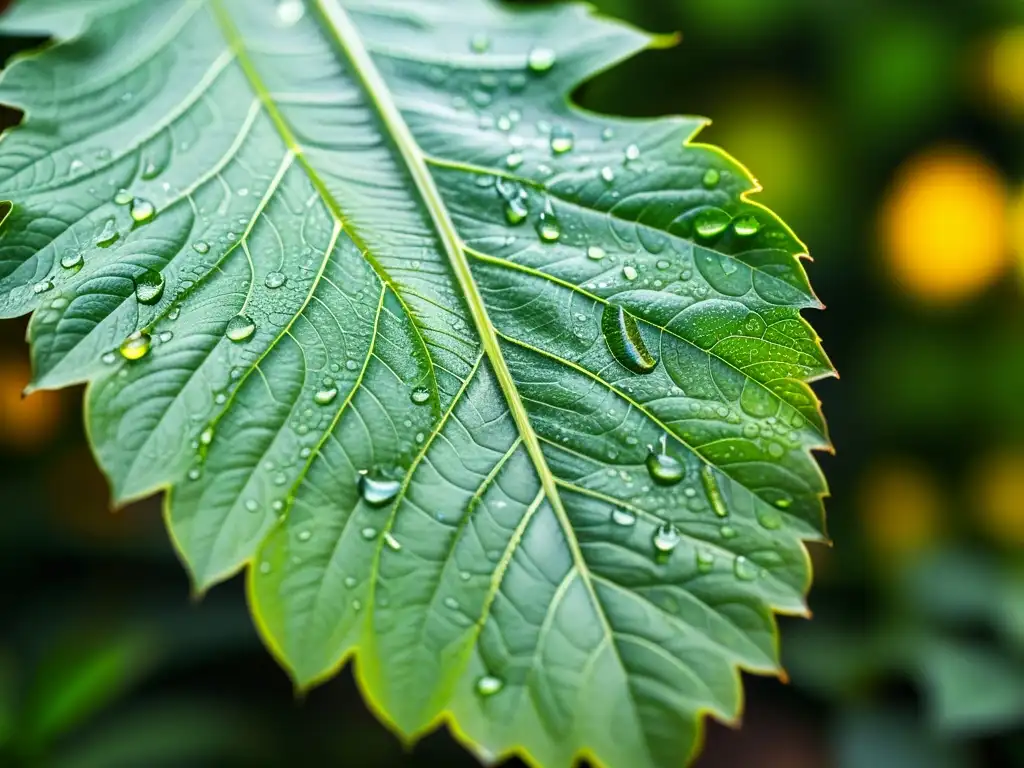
611 508 636 526
550 126 574 154
694 208 731 239
470 32 490 53
476 675 504 696
245 499 259 513
119 330 151 361
695 548 715 573
734 555 758 581
129 198 155 225
259 561 272 575
702 169 721 188
443 596 459 610
625 144 641 161
192 240 210 255
95 219 119 248
622 265 638 281
101 352 117 365
199 427 214 446
601 305 658 375
343 576 357 589
134 270 165 305
653 523 681 558
265 271 286 289
60 251 83 271
719 524 737 539
113 189 132 205
646 448 685 486
298 529 312 542
276 0 304 25
358 473 401 507
527 47 556 72
33 280 54 294
536 200 561 242
360 527 378 540
383 531 402 551
314 384 338 405
600 166 615 184
505 152 524 170
775 494 793 510
587 245 606 260
730 213 760 237
411 386 431 405
225 313 256 342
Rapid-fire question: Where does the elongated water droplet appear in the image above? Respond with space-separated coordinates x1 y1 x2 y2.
601 305 657 374
33 280 54 294
225 313 256 342
265 271 286 289
119 330 151 361
694 208 731 239
653 523 681 560
411 386 431 405
358 473 401 507
550 126 574 154
476 675 504 696
611 508 636 527
734 555 758 581
701 465 729 518
134 270 165 305
536 200 561 242
733 215 761 237
527 47 556 72
314 385 338 405
129 198 155 224
60 251 83 271
95 219 119 247
383 531 402 551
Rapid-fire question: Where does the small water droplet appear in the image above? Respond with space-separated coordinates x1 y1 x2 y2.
119 330 151 361
443 596 459 610
733 215 761 237
695 548 715 573
33 280 54 294
625 144 641 162
129 198 155 224
344 576 357 589
719 524 737 539
276 0 304 25
622 265 637 281
734 555 758 581
199 427 214 446
383 531 402 551
358 473 401 507
601 305 658 374
95 219 119 248
470 32 490 53
60 251 83 271
101 352 117 365
505 152 523 170
611 508 636 526
114 189 133 205
527 47 556 72
259 561 272 575
653 523 681 559
536 200 561 242
411 386 431 405
134 270 165 305
702 168 721 188
694 208 731 239
476 674 504 697
298 529 312 542
244 499 259 513
192 240 210 255
225 313 256 342
360 527 378 540
550 126 574 154
600 166 615 183
265 271 286 289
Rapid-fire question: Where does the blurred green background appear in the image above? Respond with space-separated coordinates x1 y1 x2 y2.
1 0 1023 766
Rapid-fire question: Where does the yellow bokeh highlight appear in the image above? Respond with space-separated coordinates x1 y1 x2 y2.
980 27 1024 118
880 146 1010 305
1012 188 1024 270
859 460 944 558
970 449 1024 548
0 356 63 451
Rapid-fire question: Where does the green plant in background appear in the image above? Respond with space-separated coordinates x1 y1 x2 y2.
0 1 831 766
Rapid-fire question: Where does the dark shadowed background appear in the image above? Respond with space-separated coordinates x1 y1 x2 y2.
1 0 1022 766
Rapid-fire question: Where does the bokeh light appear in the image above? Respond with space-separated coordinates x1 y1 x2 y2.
970 449 1024 548
858 460 945 559
978 26 1024 119
0 356 63 452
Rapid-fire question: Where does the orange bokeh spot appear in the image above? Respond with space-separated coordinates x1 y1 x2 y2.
859 460 944 558
0 356 63 451
970 449 1024 548
880 146 1010 305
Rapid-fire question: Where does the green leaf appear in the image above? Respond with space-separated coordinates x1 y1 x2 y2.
0 1 832 766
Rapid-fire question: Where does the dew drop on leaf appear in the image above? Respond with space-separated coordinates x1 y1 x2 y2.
733 555 758 581
129 198 156 224
694 208 731 239
702 168 721 188
225 313 256 342
611 508 636 527
550 126 574 154
719 524 737 540
411 386 431 405
95 219 119 247
652 523 681 558
695 548 715 573
119 330 151 361
134 270 165 305
360 527 378 540
358 473 401 507
733 215 761 237
476 675 504 697
624 144 641 161
314 384 338 405
265 271 287 289
192 240 210 254
646 449 685 486
587 245 606 260
600 166 615 183
622 265 638 281
33 280 54 294
601 305 658 375
536 200 561 242
113 189 132 205
505 152 523 169
60 251 83 271
383 531 402 551
527 47 555 72
276 0 304 25
470 32 490 53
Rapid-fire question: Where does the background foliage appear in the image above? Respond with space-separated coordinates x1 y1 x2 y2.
0 0 1021 766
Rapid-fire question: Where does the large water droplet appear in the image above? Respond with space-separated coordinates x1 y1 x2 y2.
611 508 636 527
701 465 729 518
358 473 401 507
225 313 256 342
587 245 606 260
536 200 561 242
119 330 151 361
694 208 731 239
601 305 657 374
265 271 286 289
134 270 165 305
60 251 83 271
476 674 504 696
646 448 685 486
653 523 681 559
129 198 155 225
550 126 574 154
527 47 556 72
411 386 431 405
95 219 119 248
733 215 761 237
